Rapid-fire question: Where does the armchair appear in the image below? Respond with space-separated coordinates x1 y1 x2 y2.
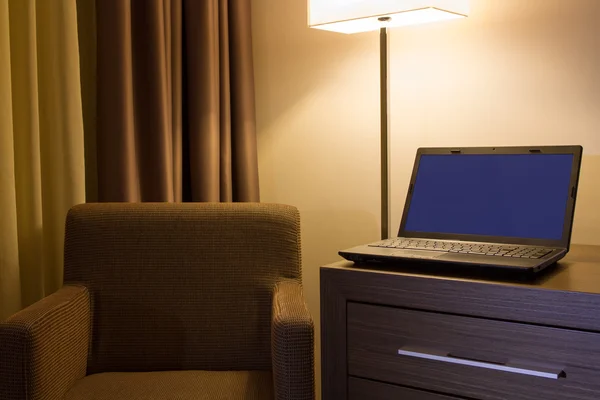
0 203 314 400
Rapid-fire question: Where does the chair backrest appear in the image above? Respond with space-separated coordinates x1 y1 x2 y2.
63 203 301 374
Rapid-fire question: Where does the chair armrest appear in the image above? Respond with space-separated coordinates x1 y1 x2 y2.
0 285 90 400
272 279 315 400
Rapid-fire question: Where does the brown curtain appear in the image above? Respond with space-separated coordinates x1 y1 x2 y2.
93 0 259 202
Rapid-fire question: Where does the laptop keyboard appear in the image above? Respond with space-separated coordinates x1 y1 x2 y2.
369 239 553 259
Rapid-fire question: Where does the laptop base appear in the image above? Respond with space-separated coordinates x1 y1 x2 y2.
340 239 566 274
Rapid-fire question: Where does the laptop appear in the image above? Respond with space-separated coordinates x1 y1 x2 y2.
339 145 583 273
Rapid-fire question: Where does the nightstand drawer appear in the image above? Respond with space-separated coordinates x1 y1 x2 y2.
349 377 460 400
348 302 600 400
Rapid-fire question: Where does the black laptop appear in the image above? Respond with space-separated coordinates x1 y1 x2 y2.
339 145 583 273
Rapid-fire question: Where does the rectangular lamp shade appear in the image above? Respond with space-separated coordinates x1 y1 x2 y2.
308 0 469 34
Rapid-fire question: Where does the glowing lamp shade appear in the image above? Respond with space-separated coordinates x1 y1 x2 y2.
308 0 469 34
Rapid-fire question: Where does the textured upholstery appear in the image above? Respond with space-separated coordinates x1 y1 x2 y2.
0 285 90 400
272 280 315 400
1 203 313 400
64 370 274 400
63 203 301 374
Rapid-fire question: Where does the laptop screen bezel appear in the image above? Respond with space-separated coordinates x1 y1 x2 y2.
397 146 583 249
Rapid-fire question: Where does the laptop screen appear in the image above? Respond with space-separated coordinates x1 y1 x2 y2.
403 153 574 241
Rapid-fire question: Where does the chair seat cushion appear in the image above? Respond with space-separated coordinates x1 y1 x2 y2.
64 370 273 400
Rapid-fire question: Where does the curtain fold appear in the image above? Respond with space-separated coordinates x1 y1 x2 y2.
95 0 259 202
228 0 260 202
0 0 85 320
0 0 21 321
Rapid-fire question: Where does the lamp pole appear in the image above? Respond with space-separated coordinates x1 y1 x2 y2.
379 21 390 240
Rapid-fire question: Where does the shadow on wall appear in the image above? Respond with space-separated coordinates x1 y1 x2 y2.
299 207 378 319
298 207 378 398
301 208 379 267
572 154 600 245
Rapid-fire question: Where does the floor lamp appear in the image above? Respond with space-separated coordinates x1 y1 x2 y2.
308 0 469 240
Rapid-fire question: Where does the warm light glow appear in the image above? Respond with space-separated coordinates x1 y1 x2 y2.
308 0 469 34
312 7 465 34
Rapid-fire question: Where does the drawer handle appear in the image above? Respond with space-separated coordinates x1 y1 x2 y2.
398 346 565 380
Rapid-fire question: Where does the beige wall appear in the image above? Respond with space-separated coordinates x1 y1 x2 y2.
252 0 600 395
385 0 600 244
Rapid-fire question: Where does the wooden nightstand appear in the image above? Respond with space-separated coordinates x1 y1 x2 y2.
321 245 600 400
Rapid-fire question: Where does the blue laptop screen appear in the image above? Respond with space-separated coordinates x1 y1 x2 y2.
404 153 574 240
